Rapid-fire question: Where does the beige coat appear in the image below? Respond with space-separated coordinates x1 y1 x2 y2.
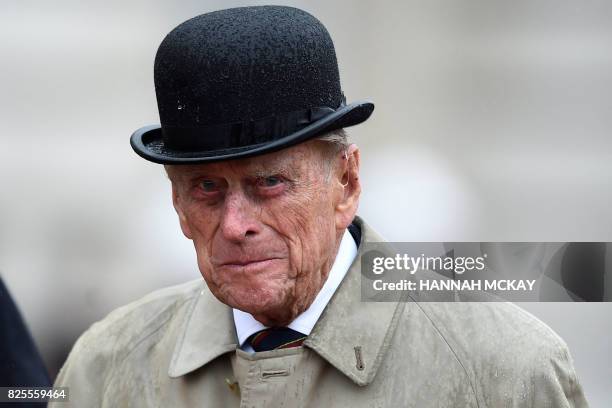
51 217 588 407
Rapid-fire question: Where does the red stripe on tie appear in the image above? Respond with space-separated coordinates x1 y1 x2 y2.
250 330 270 348
277 337 307 349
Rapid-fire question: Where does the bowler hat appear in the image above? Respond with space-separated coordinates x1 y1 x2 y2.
130 6 374 164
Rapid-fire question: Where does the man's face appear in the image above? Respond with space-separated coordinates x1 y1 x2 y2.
167 140 360 326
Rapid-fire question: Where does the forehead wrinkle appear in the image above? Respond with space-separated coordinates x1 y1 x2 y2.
168 144 318 183
170 159 248 179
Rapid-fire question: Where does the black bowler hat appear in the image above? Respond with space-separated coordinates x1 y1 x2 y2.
130 6 374 164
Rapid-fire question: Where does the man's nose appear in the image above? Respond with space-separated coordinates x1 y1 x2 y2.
219 191 261 242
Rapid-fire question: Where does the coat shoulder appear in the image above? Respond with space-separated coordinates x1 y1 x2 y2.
51 279 206 403
83 279 203 351
413 301 587 406
417 301 568 361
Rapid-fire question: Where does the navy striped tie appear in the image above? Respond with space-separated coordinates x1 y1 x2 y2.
247 327 307 352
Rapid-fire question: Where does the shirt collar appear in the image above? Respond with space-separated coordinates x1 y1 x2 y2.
168 216 405 386
232 228 358 347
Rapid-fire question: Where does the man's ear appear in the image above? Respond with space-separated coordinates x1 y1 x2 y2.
334 144 361 230
171 183 193 240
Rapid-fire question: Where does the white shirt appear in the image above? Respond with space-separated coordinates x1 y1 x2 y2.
233 229 358 353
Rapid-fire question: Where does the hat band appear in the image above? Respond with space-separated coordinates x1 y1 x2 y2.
161 104 342 151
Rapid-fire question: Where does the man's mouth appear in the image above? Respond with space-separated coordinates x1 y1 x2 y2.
216 258 283 271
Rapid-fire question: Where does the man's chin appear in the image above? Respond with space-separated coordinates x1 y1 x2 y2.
233 299 286 317
233 298 298 326
220 287 288 314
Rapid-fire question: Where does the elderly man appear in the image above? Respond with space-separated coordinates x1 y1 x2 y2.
52 6 588 407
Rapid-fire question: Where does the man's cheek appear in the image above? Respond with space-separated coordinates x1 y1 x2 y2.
279 200 316 231
194 241 216 282
188 215 216 247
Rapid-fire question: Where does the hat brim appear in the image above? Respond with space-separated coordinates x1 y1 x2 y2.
130 101 374 164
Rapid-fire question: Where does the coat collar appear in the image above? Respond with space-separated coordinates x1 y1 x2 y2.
168 216 404 386
167 283 238 377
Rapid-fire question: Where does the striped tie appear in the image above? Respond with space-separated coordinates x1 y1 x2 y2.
247 327 307 352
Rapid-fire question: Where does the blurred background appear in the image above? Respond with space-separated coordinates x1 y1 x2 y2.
1 0 611 405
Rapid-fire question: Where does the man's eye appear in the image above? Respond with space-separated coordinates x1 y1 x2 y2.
200 180 219 192
260 176 282 187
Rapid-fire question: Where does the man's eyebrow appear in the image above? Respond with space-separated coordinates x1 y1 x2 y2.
249 162 296 178
173 158 300 181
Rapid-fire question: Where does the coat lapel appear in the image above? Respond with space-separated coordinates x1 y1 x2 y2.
304 216 405 386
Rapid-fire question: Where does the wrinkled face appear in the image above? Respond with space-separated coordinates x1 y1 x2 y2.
167 140 360 326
